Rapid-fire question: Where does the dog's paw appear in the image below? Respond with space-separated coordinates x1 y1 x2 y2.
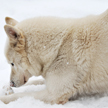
2 84 14 95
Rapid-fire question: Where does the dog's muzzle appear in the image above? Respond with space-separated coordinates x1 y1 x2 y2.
10 81 16 87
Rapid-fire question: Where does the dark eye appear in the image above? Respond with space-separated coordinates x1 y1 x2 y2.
11 63 14 66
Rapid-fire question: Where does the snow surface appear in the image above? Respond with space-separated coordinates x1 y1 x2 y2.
0 0 108 108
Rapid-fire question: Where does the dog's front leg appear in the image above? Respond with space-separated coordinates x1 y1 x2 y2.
0 89 57 104
23 79 45 86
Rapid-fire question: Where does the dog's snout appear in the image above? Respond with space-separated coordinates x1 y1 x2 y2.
10 81 16 87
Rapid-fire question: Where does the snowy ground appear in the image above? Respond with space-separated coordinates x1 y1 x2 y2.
0 0 108 108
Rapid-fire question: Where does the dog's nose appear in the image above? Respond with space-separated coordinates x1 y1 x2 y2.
10 81 16 87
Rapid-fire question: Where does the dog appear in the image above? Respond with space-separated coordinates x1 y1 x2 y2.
0 9 108 104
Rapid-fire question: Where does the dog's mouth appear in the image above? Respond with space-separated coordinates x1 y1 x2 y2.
24 76 27 84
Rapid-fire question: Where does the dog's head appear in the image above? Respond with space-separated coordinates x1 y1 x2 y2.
4 17 32 87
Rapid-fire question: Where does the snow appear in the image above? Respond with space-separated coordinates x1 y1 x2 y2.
0 0 108 107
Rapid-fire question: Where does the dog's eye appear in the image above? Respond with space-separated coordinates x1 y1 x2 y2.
11 63 14 66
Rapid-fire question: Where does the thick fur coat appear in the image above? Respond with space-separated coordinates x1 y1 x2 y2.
0 9 108 104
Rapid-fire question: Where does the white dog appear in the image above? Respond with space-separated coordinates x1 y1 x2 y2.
0 9 108 104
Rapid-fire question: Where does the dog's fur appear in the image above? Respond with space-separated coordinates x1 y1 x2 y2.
1 9 108 104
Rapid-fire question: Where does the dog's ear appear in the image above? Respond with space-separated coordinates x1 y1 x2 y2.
5 17 18 26
4 25 21 40
4 25 24 48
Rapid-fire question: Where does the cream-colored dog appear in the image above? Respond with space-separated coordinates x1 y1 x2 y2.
1 9 108 104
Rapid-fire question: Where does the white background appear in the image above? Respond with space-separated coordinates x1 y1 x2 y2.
0 0 108 108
